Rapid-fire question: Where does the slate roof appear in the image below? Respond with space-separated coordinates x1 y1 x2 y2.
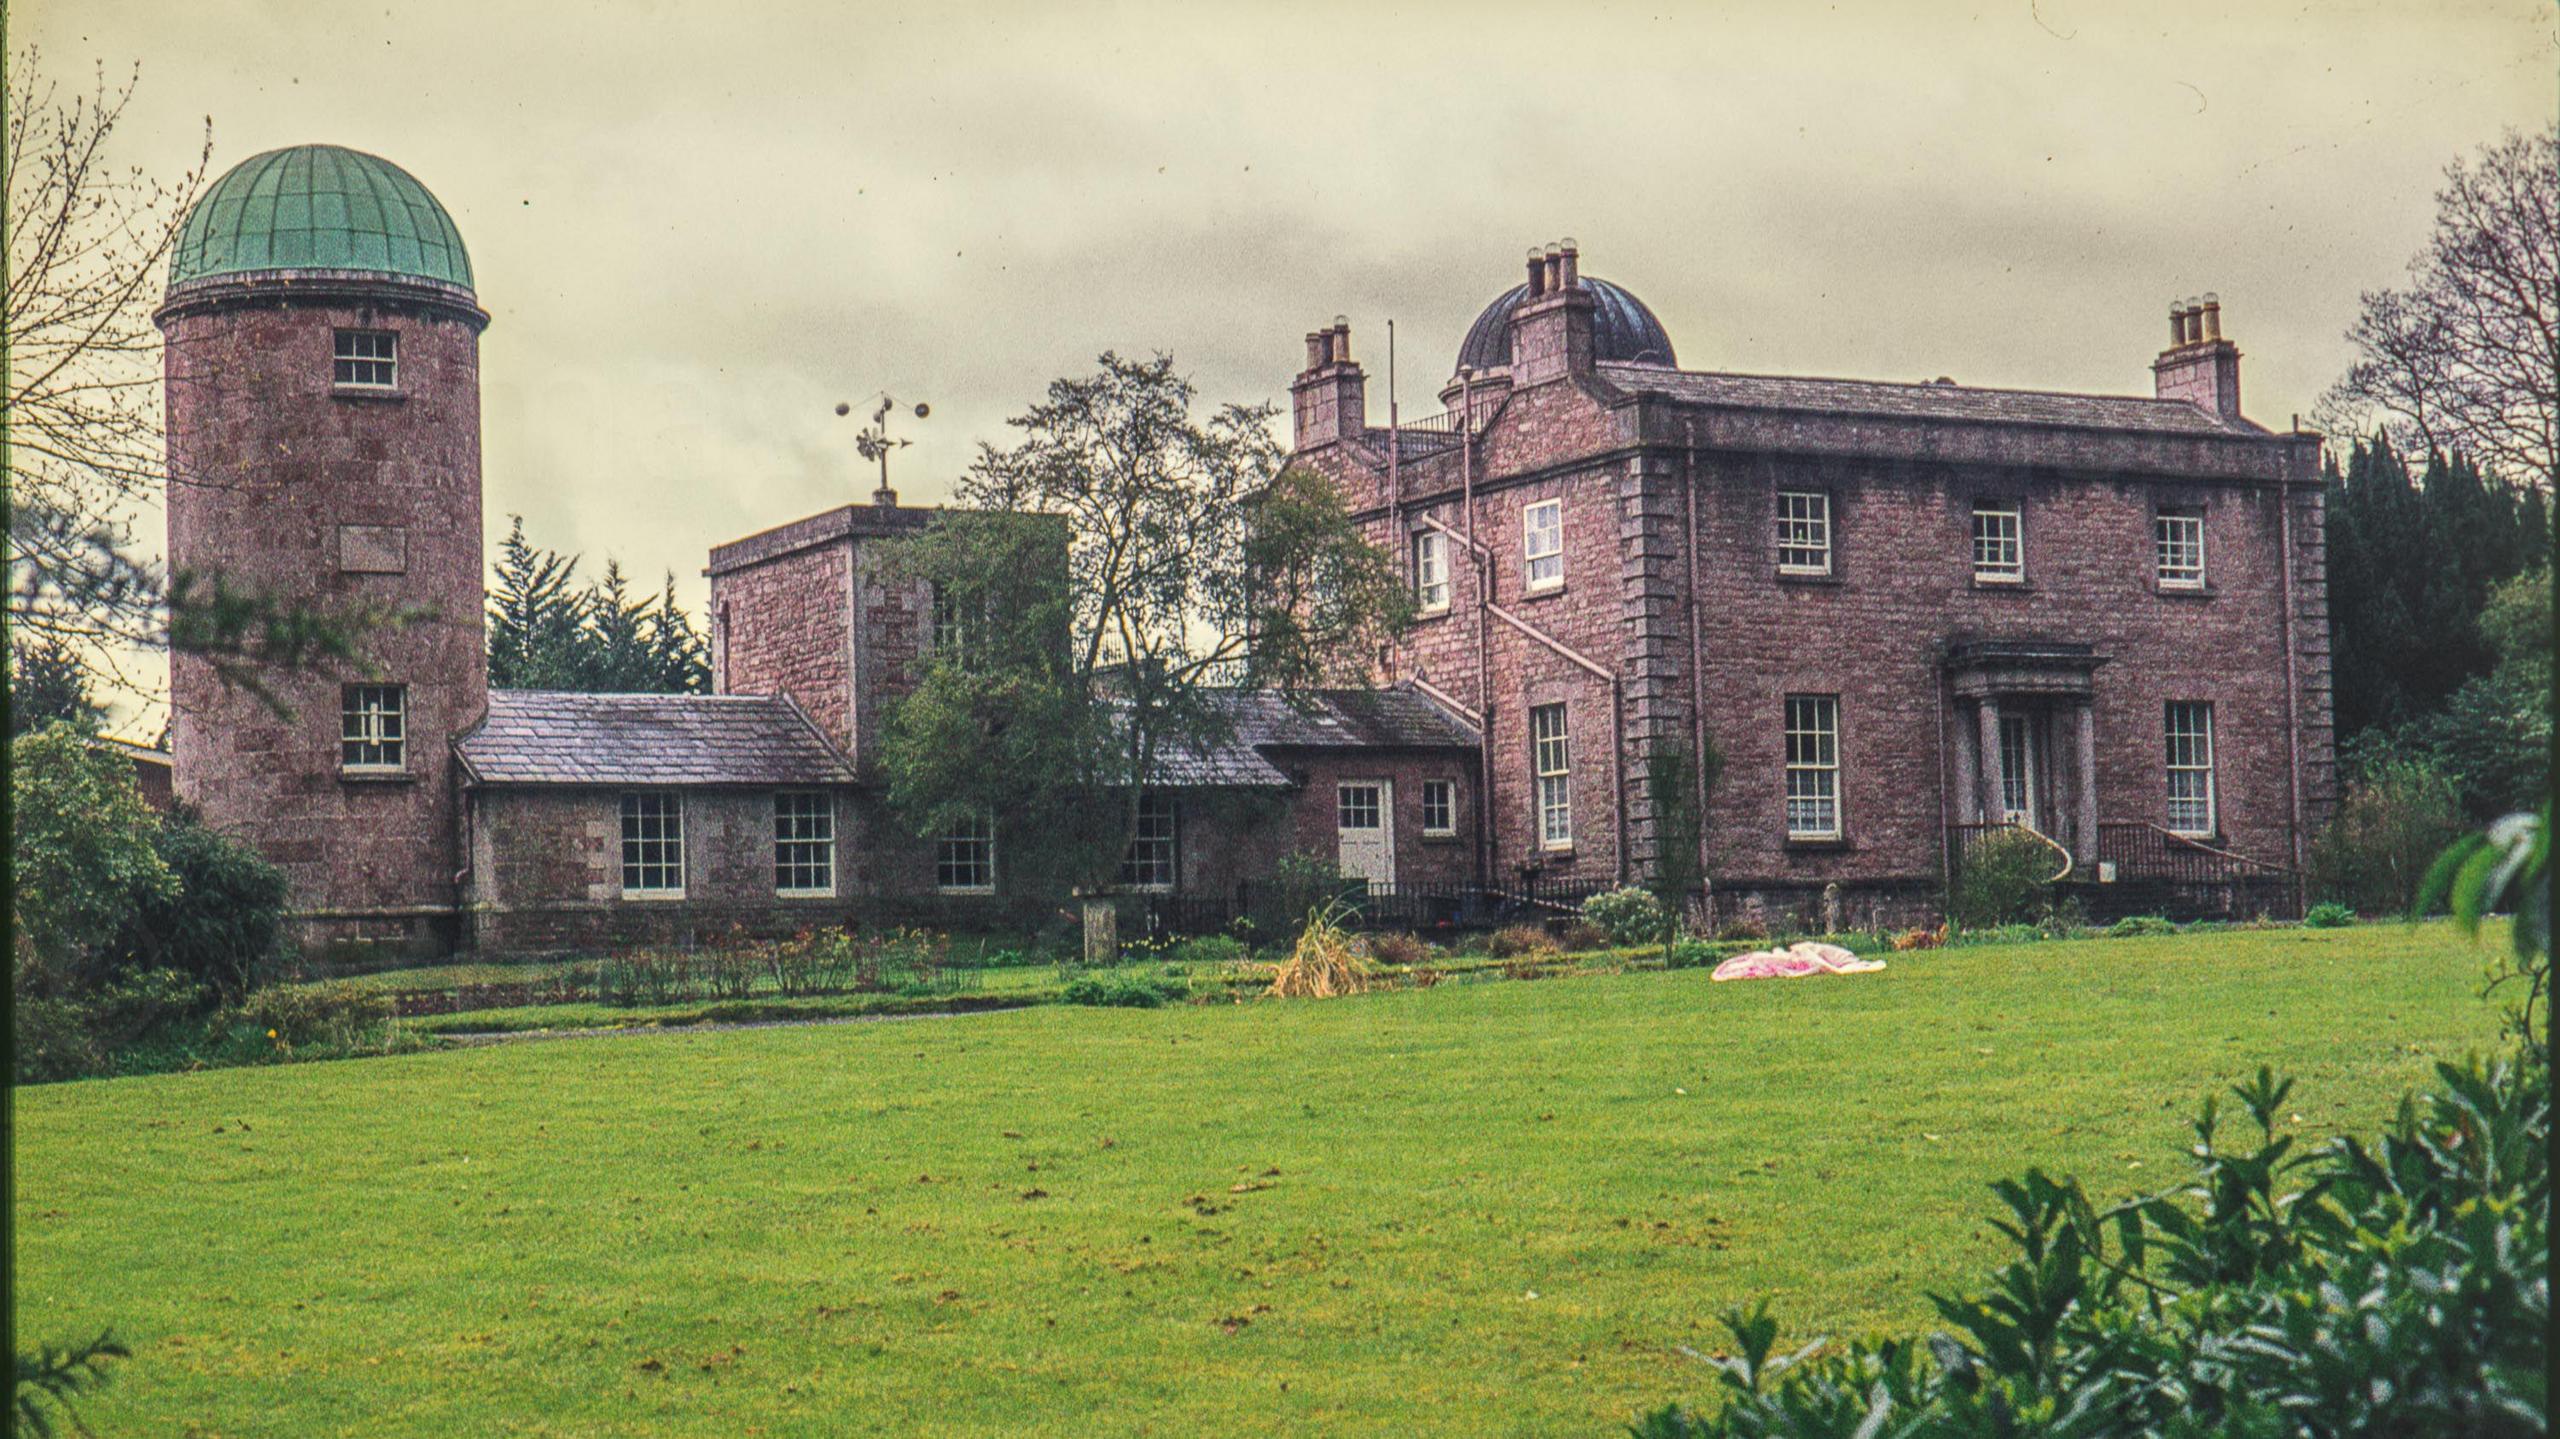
1142 685 1481 788
1596 363 2267 438
455 690 854 786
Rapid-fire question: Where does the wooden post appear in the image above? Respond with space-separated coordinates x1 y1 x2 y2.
1081 897 1118 966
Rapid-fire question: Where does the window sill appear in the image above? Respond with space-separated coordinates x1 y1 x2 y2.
622 891 688 902
1413 605 1453 623
2157 584 2214 599
331 386 407 403
1776 570 1842 586
776 890 838 901
1420 830 1461 844
1519 584 1566 603
1971 576 2030 591
1536 845 1577 860
339 769 414 785
937 887 996 897
1783 836 1854 852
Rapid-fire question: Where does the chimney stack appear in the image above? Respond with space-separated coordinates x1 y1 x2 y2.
2153 291 2243 422
1508 239 1599 387
1290 312 1367 450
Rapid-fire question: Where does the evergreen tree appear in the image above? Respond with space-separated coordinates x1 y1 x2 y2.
485 516 588 691
7 635 104 736
645 573 712 694
579 560 658 691
484 518 710 694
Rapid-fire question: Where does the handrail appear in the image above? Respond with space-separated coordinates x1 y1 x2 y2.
2022 823 2074 884
2145 824 2296 876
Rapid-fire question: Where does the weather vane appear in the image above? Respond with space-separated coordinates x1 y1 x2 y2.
835 394 930 505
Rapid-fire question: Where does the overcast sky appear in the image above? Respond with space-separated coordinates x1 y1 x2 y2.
23 0 2558 728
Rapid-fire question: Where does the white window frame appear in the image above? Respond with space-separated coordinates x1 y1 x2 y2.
1971 501 2024 583
1531 703 1572 850
1997 712 2037 826
1522 499 1564 592
930 583 968 660
1776 491 1832 575
339 683 406 773
772 790 836 898
1784 694 1842 840
620 792 686 897
1119 792 1178 892
2155 509 2206 590
1419 779 1456 837
936 811 996 894
1413 530 1450 614
332 329 397 389
2165 702 2217 837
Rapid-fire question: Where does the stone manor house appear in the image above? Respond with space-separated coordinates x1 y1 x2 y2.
158 146 2333 955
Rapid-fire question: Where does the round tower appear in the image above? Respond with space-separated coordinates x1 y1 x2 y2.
156 144 489 954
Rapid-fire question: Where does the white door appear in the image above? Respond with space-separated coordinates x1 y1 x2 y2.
1998 712 2038 827
1335 780 1395 887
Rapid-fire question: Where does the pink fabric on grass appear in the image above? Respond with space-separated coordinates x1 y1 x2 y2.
1709 941 1888 983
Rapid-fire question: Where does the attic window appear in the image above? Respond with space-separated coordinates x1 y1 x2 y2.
333 329 396 388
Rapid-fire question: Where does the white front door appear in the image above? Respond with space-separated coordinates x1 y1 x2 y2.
1998 712 2038 827
1335 780 1395 887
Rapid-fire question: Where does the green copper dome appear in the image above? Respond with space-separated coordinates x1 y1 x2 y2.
169 144 473 292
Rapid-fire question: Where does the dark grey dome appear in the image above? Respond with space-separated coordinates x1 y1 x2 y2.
1454 276 1676 375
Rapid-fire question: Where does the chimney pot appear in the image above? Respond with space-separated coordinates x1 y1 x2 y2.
1331 319 1350 364
1306 332 1326 370
1557 238 1580 290
2201 293 2222 341
1525 246 1546 297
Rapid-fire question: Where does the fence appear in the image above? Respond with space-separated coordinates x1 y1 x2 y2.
1947 821 2299 920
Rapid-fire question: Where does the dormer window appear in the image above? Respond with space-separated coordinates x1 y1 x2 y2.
333 329 396 389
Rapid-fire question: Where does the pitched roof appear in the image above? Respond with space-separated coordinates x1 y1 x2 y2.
1596 363 2267 439
1142 685 1481 788
456 691 854 786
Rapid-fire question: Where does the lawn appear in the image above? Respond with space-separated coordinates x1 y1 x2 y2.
11 922 2510 1436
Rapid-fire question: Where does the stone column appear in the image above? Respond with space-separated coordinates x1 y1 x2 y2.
1976 698 2004 823
2075 703 2100 863
1950 700 1980 826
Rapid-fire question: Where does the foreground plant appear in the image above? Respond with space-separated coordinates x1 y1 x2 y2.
1635 1057 2548 1437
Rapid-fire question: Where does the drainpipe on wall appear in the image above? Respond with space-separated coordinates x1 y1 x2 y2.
2277 481 2308 914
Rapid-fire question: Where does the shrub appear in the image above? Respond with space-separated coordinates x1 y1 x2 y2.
1665 939 1719 970
1946 828 2060 929
1635 1057 2549 1438
12 966 207 1084
1555 919 1611 953
1363 931 1430 967
2106 914 2180 938
106 811 291 1004
2309 756 2466 915
1581 887 1669 947
11 725 174 975
1485 925 1559 960
1715 915 1768 942
2302 901 2356 929
1169 934 1248 968
229 981 393 1051
1266 906 1374 999
1060 972 1184 1008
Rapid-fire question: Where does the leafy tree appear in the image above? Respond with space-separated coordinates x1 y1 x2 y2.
645 573 712 693
10 723 173 972
578 560 658 691
6 50 407 709
2403 567 2553 819
2317 124 2557 495
2308 754 2467 914
8 634 103 736
880 353 1409 895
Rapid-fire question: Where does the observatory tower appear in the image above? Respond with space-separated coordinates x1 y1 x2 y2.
156 144 488 952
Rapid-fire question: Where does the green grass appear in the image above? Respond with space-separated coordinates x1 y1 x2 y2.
12 923 2509 1436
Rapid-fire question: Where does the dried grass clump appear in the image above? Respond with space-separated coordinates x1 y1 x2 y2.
1485 924 1560 960
1890 924 1946 952
1364 931 1431 967
1267 907 1375 999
